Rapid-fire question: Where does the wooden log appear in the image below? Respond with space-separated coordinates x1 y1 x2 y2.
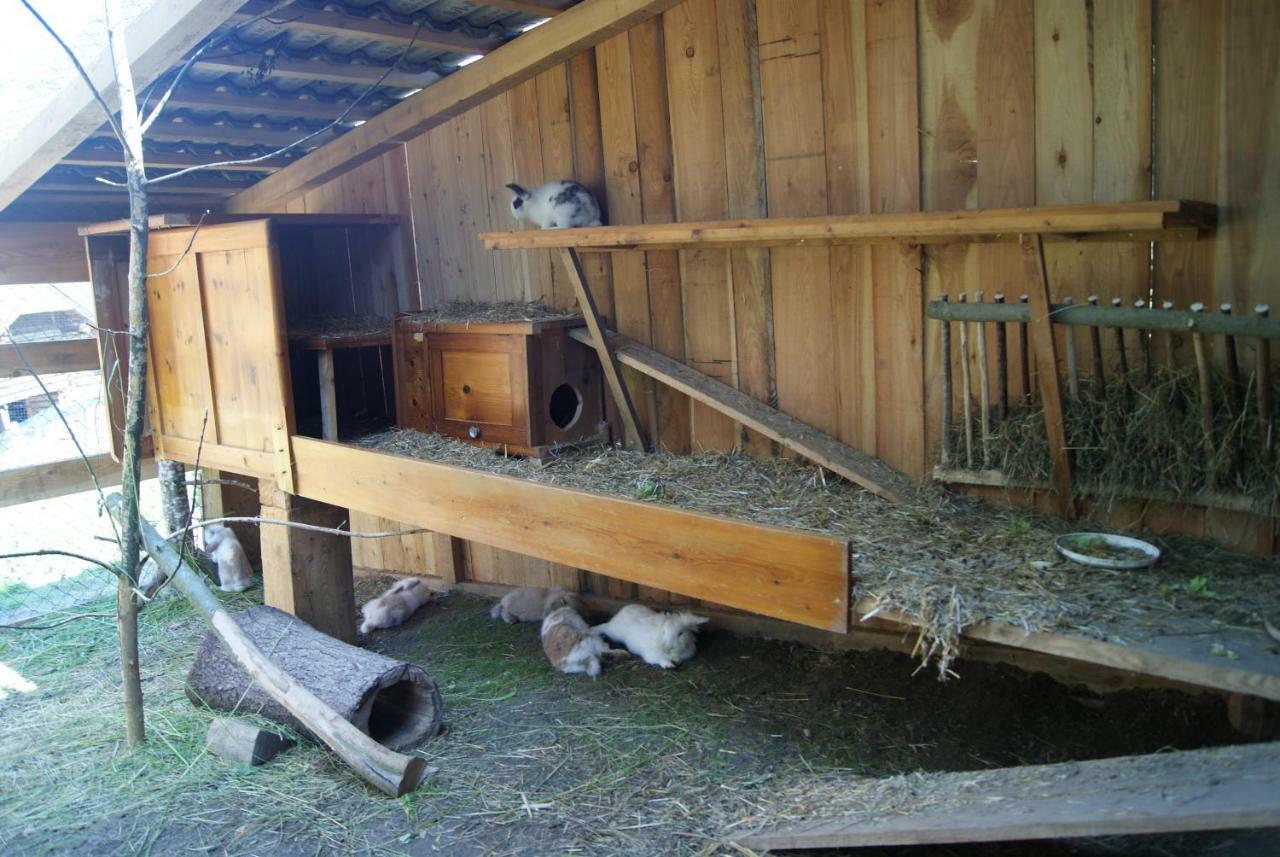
1190 303 1216 474
994 293 1009 419
1062 297 1079 399
959 294 975 469
1220 304 1243 415
105 493 432 797
975 291 992 467
186 604 445 757
940 295 953 468
1088 294 1106 393
206 716 295 766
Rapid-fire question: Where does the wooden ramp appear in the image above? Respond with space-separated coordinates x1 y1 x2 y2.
736 742 1280 852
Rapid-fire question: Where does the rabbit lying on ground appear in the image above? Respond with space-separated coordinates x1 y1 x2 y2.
541 606 627 678
506 180 603 229
490 587 584 624
593 604 709 669
359 576 431 635
203 523 253 593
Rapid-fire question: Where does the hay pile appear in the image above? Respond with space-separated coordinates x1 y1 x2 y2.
287 314 390 342
977 367 1279 513
358 428 1280 678
400 300 581 326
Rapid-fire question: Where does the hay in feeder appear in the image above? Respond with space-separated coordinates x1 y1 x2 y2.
357 428 1280 678
399 300 581 327
982 367 1279 513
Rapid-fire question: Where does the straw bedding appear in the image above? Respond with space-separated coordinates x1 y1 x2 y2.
399 300 582 326
357 427 1279 678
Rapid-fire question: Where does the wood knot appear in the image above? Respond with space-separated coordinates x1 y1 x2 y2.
1056 149 1068 167
684 46 695 58
628 160 639 173
1052 28 1060 42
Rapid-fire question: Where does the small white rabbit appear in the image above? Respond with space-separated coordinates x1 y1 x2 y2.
506 180 603 229
202 523 254 593
490 587 584 624
137 556 165 598
359 576 432 635
593 604 709 669
541 606 627 678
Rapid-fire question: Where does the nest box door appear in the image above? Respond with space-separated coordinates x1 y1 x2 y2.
426 332 531 447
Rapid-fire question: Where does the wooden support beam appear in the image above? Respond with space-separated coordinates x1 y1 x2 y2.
558 248 645 450
0 222 89 285
480 0 572 15
60 143 288 172
317 348 338 441
28 180 242 197
154 88 383 122
1020 234 1074 519
0 339 99 377
0 454 158 509
0 0 246 212
568 328 915 503
194 54 438 89
291 437 851 633
104 117 340 148
257 484 358 643
480 201 1216 250
224 0 684 212
233 1 497 53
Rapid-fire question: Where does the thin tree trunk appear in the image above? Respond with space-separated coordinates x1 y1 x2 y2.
106 0 149 747
158 460 189 535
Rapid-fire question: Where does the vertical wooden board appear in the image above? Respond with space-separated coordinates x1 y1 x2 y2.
758 0 836 436
479 95 527 303
1090 0 1154 372
568 53 617 321
866 0 925 476
1217 1 1280 337
507 80 557 303
537 64 578 309
379 145 421 312
664 0 737 451
719 0 774 455
349 509 384 570
630 16 692 454
452 109 500 302
1154 0 1221 310
822 0 876 454
468 543 578 591
596 32 658 441
919 0 981 467
146 252 208 442
405 127 450 305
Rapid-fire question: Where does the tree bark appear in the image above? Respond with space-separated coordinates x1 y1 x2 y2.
158 459 189 535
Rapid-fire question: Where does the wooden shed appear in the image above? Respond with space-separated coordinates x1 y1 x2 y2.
2 0 1278 707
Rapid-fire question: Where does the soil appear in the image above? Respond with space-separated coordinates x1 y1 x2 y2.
1 580 1276 857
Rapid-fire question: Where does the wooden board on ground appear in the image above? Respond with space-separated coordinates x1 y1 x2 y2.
737 742 1280 851
288 436 851 633
569 327 914 503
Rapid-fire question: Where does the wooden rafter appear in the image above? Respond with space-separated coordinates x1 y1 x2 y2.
94 118 340 148
153 88 384 122
224 0 685 212
0 0 246 212
482 0 574 15
30 180 243 197
232 1 498 54
194 53 439 89
60 143 289 172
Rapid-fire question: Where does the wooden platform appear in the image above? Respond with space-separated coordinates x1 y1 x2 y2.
737 742 1280 851
479 201 1214 251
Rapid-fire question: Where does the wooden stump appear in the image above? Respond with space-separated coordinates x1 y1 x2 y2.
186 605 443 751
206 716 294 766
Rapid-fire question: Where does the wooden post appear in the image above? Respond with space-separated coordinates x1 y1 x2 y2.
975 291 992 467
1220 304 1243 415
958 293 975 469
258 483 357 643
318 348 339 441
994 293 1009 419
1088 294 1106 393
431 533 466 586
1190 303 1216 477
557 248 646 451
940 295 953 469
1062 297 1080 399
1020 235 1074 520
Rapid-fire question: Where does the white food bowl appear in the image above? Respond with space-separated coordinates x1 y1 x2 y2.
1054 532 1161 570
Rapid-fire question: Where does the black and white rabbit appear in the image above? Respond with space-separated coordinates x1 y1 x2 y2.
505 180 603 229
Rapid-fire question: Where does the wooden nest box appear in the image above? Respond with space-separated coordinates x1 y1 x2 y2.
393 313 606 458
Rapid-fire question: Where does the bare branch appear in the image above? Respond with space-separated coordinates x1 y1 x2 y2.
0 550 123 577
145 210 211 278
19 0 126 146
1 337 122 547
148 21 426 184
171 517 428 540
186 476 257 492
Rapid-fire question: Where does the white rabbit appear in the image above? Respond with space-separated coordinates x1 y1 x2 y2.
202 523 254 593
359 576 432 635
137 556 165 598
489 587 584 624
506 180 603 229
541 606 627 678
593 604 708 669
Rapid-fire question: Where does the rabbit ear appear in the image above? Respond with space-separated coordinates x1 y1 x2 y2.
677 612 710 629
505 183 530 197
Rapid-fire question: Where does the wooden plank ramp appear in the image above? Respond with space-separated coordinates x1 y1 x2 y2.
568 327 915 503
737 742 1280 851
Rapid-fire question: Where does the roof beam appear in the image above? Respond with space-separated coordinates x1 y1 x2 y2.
30 181 244 197
92 118 339 148
482 0 574 15
195 53 439 88
0 0 246 213
61 143 289 172
225 0 683 212
19 191 224 210
232 1 497 54
153 88 383 121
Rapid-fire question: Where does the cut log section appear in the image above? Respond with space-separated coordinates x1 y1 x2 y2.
186 605 443 752
206 716 295 766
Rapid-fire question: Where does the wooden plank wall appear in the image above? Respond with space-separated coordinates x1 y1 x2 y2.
269 0 1278 591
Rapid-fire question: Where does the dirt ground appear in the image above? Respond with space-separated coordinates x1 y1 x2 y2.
1 578 1277 856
